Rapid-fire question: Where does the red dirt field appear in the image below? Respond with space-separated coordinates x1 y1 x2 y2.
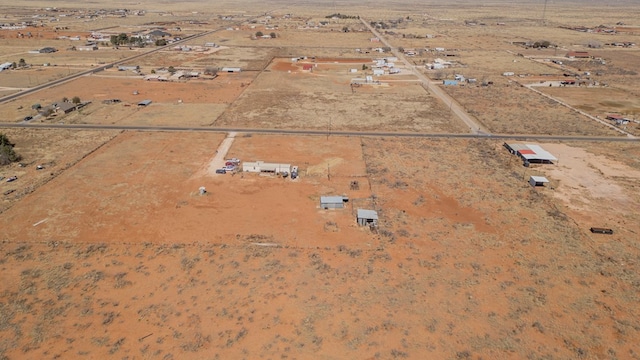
1 132 374 247
1 134 639 359
27 73 252 105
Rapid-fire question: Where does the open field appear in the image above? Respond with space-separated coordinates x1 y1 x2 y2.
0 128 119 213
1 1 640 359
442 84 625 136
214 58 464 132
2 133 640 359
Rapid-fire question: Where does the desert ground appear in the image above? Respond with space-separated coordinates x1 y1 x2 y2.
1 1 640 359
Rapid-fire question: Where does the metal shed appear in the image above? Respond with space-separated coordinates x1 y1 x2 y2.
529 176 549 187
320 196 348 209
137 100 152 106
357 209 378 227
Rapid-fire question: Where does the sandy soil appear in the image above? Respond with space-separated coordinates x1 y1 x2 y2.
2 134 640 359
1 2 640 359
0 128 120 213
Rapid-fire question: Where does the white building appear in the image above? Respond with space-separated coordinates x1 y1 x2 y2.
242 161 291 174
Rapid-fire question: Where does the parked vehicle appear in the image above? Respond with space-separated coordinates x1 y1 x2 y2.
224 165 236 171
215 169 226 174
23 116 33 121
6 176 18 183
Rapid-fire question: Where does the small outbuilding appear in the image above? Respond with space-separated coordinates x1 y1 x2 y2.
320 196 349 209
137 100 152 106
357 209 378 227
529 176 549 187
221 67 241 73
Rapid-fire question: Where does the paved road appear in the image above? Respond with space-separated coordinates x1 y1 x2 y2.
1 122 637 143
360 17 488 135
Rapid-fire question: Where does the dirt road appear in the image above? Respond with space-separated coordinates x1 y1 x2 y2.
360 17 488 135
207 131 237 175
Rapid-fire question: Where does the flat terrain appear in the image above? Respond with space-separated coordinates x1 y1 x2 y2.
1 1 640 359
2 133 640 359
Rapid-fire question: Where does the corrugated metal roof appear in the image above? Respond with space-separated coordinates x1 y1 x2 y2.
507 143 557 162
321 196 345 204
357 209 378 220
530 176 549 183
524 144 558 161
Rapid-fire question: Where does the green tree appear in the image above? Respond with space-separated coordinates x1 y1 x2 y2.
117 33 129 44
270 32 276 38
168 66 176 74
362 64 368 70
255 31 263 37
72 96 81 104
155 39 167 46
18 58 26 67
0 133 21 166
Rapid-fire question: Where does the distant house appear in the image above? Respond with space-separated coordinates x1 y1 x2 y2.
221 67 241 73
443 80 458 85
118 65 140 71
54 101 77 114
302 64 313 71
148 29 171 38
77 45 98 51
40 100 78 115
566 51 590 58
606 114 624 121
0 62 12 71
606 114 629 125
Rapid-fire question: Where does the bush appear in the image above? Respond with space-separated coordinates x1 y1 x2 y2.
0 133 21 165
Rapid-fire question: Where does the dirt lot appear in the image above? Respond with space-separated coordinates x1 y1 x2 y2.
215 58 465 133
0 128 119 213
2 134 640 359
442 83 624 136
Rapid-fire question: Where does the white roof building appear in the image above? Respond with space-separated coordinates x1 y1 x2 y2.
504 143 558 163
